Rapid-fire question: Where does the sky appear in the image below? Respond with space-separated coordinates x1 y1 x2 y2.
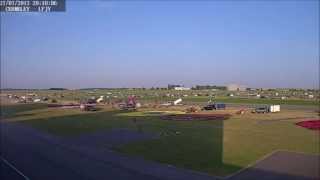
1 0 319 89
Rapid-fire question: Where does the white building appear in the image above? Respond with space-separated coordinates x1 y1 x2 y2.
174 87 191 91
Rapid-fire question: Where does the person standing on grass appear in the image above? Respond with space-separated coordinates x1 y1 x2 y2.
132 118 143 133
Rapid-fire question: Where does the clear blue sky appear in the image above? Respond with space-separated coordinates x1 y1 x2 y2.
1 0 319 89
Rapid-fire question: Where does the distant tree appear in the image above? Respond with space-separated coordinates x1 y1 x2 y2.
49 88 67 90
193 85 226 90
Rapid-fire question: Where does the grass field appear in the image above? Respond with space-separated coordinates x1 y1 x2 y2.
2 89 319 106
1 102 319 176
183 96 319 106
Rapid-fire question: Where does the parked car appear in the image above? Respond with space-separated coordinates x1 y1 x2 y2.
252 106 269 113
202 104 215 110
214 103 226 110
80 104 97 111
252 105 280 113
202 103 226 110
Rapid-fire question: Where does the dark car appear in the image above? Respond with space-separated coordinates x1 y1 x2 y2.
202 104 215 110
80 104 97 111
202 103 226 110
253 106 269 113
118 103 136 110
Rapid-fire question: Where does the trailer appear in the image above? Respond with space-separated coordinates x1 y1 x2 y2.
173 98 182 105
269 105 280 112
96 96 105 103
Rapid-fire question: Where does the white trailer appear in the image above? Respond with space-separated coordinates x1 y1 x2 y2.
96 96 104 103
33 99 41 103
269 105 280 112
173 98 182 105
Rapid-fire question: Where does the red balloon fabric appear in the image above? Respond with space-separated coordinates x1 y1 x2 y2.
296 120 320 130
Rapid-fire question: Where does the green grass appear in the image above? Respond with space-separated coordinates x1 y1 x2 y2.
183 97 319 106
117 112 319 176
1 103 319 176
19 111 139 136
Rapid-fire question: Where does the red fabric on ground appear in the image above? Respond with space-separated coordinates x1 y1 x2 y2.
296 120 320 130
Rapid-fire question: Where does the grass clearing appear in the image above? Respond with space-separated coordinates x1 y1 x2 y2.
183 97 319 106
1 103 319 176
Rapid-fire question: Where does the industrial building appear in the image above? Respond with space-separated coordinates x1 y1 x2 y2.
174 87 191 91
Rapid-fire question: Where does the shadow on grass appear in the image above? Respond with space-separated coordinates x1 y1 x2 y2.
117 113 241 176
11 108 241 176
